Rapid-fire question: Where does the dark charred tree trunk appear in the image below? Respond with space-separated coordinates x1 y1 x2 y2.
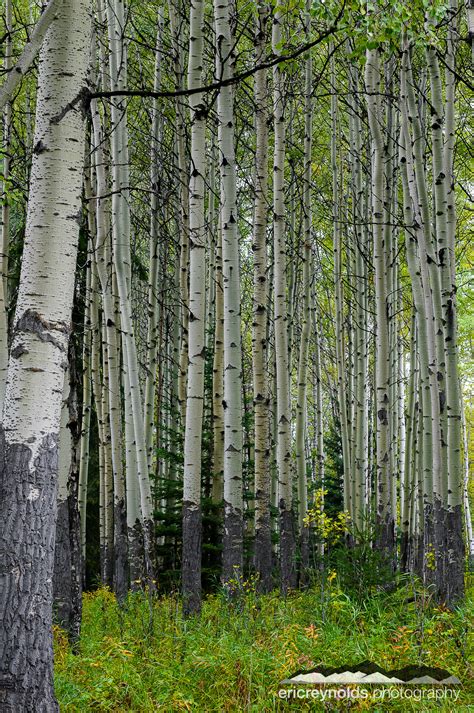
443 504 465 604
53 343 82 645
114 499 128 601
128 519 145 591
299 525 310 588
280 504 296 594
222 504 244 596
182 502 202 616
254 505 273 593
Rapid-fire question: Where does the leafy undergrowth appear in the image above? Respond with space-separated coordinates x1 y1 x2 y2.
55 575 474 712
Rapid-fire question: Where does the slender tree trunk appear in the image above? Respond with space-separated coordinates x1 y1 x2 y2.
365 46 394 553
296 1 312 578
100 319 114 587
212 222 224 504
401 38 453 593
440 0 465 602
214 0 244 592
348 63 368 535
0 1 90 707
182 0 207 616
401 313 417 571
331 53 352 523
78 241 92 569
53 351 82 646
312 280 325 560
462 399 474 567
252 1 272 593
169 0 190 429
107 0 155 586
144 8 165 476
89 258 107 582
272 8 296 592
90 56 128 597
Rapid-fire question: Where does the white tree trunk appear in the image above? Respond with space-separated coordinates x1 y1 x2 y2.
144 8 165 474
214 0 244 590
106 0 155 581
182 0 207 616
0 0 90 707
272 8 295 592
365 46 393 552
0 0 65 113
252 0 271 592
295 1 312 576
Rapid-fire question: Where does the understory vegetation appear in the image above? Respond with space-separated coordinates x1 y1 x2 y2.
55 577 474 711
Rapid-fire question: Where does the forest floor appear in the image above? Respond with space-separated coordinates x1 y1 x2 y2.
54 575 473 711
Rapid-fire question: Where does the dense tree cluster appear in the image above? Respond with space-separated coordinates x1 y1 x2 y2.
0 0 472 708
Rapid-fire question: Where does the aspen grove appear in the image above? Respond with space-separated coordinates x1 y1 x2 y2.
0 0 473 709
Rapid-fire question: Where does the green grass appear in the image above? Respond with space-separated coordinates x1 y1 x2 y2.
55 575 474 711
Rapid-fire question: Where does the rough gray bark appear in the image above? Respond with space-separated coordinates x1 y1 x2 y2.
182 503 202 616
0 433 60 711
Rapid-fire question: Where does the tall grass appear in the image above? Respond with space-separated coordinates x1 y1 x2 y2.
54 575 473 711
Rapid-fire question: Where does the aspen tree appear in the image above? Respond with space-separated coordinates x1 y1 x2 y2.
53 358 82 645
311 273 325 527
90 65 128 596
399 123 436 570
204 140 218 504
0 0 91 707
331 53 352 520
212 220 225 504
426 37 449 497
365 43 394 552
182 0 207 616
401 313 417 571
252 0 272 592
273 6 296 591
383 57 399 527
441 0 465 601
401 38 450 588
295 0 313 574
78 152 96 567
205 141 222 506
100 319 115 586
78 250 92 564
106 0 155 582
214 0 244 590
169 0 190 428
462 402 474 567
89 256 107 579
54 373 76 626
206 139 217 355
144 8 165 474
348 63 368 534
